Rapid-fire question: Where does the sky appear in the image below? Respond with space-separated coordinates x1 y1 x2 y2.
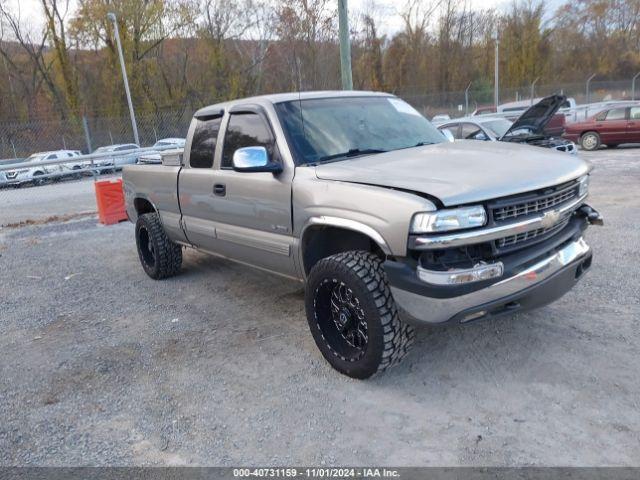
5 0 560 38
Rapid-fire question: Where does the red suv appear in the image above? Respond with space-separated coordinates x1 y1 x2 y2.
563 104 640 150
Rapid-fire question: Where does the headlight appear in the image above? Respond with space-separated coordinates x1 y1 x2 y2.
411 205 487 233
578 175 589 197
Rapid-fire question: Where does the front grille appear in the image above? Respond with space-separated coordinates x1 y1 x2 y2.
497 217 570 248
492 183 578 222
6 171 17 179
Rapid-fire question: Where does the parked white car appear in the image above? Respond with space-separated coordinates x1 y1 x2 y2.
137 138 186 164
91 143 140 171
3 150 80 186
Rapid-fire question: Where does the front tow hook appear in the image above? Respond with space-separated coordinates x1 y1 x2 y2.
578 205 604 226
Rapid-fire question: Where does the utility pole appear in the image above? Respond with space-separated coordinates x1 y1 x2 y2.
338 0 353 90
107 12 140 146
494 32 499 107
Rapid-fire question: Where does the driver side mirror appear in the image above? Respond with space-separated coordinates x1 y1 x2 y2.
441 129 455 142
232 146 282 173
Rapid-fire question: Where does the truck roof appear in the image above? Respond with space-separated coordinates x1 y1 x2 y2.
194 90 394 118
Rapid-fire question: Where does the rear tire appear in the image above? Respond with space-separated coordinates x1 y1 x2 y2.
135 212 182 280
305 251 414 379
580 131 601 151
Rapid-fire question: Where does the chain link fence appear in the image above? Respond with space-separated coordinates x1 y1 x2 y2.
0 108 193 160
400 79 638 119
1 80 637 227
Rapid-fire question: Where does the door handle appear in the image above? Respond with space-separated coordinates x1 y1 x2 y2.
213 183 226 196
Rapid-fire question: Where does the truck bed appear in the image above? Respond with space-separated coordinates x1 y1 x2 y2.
122 164 188 244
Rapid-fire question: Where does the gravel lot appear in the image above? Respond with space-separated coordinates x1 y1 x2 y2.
0 174 120 227
1 147 639 466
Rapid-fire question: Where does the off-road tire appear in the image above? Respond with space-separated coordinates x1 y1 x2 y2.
305 250 414 379
135 212 182 280
580 131 600 151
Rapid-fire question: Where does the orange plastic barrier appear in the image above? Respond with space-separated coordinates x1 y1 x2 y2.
94 179 128 225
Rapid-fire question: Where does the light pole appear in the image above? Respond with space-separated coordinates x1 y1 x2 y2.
338 0 353 90
632 72 640 101
585 73 596 105
107 12 140 146
530 77 539 105
493 31 499 107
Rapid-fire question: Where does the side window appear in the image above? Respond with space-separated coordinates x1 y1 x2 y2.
443 125 462 140
440 125 457 139
221 112 275 169
605 108 626 121
190 117 222 169
595 111 607 121
48 154 58 160
460 123 483 140
630 107 640 120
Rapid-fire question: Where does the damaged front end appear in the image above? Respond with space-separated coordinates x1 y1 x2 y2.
384 176 603 325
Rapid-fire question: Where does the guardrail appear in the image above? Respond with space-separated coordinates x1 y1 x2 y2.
0 145 184 186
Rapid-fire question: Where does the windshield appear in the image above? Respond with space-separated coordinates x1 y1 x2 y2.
275 96 444 165
94 147 111 152
481 119 513 138
27 154 46 163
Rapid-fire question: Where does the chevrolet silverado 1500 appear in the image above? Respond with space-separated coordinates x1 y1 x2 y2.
123 91 602 379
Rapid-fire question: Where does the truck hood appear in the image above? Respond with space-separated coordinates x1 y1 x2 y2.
500 94 566 140
314 140 590 207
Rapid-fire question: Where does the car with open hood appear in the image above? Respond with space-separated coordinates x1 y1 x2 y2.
437 95 576 154
123 91 602 379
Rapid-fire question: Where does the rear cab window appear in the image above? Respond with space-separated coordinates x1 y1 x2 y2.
190 116 223 169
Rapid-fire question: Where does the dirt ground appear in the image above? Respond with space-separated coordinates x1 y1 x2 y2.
0 147 639 466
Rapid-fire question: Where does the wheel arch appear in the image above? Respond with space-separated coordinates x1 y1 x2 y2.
300 217 392 277
133 196 158 219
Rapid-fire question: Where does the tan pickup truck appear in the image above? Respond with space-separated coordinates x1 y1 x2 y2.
123 91 602 379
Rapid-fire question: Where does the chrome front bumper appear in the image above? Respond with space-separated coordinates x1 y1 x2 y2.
390 237 592 325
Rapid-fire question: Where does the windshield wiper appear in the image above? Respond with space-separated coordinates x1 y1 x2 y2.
394 141 435 151
316 148 387 164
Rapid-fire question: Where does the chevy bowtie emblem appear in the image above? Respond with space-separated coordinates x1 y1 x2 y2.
541 209 561 229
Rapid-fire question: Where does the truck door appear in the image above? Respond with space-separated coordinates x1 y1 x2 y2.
210 105 296 277
178 112 225 251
